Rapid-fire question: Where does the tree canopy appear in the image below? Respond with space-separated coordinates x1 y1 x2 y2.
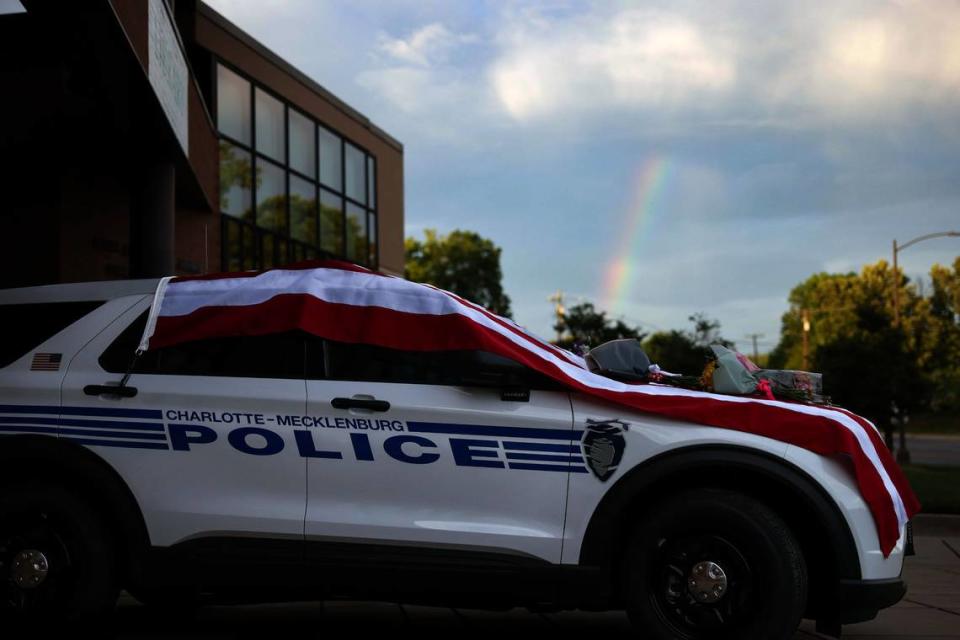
643 313 733 374
768 258 960 422
405 229 512 317
553 302 645 349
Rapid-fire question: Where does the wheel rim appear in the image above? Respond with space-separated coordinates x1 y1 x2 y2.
648 533 755 636
0 510 74 612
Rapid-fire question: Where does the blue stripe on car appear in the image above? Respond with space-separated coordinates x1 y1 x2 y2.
505 452 584 463
0 425 60 435
0 405 163 420
408 422 583 441
508 463 589 473
58 418 165 432
502 441 581 453
57 427 168 440
0 416 165 432
62 437 169 450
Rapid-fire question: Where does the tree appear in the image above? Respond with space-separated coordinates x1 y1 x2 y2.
767 259 955 441
553 302 645 349
767 261 928 371
642 314 732 374
405 229 512 317
926 258 960 412
812 299 925 427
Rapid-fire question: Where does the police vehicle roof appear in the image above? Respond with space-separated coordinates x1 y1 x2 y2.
0 279 160 304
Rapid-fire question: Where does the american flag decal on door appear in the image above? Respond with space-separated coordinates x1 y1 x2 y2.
30 353 62 371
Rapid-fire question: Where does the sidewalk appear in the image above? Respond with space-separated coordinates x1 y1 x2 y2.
796 533 960 639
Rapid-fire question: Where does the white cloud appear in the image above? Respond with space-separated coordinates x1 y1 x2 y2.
491 9 736 121
765 2 960 117
355 22 497 145
485 2 960 129
378 22 477 67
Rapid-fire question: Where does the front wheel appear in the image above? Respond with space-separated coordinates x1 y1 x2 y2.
624 489 807 640
0 485 118 619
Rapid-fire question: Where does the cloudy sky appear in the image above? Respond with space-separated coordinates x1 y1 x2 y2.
207 0 960 351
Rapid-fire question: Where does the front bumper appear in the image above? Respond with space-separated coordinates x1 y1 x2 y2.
833 577 907 623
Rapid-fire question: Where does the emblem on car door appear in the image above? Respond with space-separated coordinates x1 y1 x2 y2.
582 419 628 481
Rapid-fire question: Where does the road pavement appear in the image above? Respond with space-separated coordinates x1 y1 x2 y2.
89 532 960 639
898 434 960 466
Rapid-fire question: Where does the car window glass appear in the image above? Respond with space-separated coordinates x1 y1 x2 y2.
1 301 104 368
100 312 305 379
307 336 563 390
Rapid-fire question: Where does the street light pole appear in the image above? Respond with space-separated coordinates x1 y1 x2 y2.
549 290 566 343
801 309 810 371
892 231 960 327
889 230 959 464
892 239 900 327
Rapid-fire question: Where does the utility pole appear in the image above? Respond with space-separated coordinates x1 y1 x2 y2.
744 333 764 362
801 309 810 371
548 290 566 343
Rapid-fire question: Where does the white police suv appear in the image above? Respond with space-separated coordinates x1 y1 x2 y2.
0 279 910 638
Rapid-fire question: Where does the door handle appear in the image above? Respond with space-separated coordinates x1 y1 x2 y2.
331 397 390 412
84 384 138 398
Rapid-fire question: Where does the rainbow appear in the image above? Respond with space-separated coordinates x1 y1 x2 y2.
600 155 673 313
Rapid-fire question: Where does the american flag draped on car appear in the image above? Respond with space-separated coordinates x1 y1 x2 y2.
138 260 920 557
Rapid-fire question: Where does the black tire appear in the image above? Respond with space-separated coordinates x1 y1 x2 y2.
624 489 807 640
0 485 118 619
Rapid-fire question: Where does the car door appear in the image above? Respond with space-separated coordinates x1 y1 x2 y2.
302 337 577 564
60 297 308 547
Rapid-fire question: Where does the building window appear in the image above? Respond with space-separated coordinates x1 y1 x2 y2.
216 65 251 145
344 142 366 205
288 108 315 177
254 88 285 162
318 126 342 192
215 62 377 271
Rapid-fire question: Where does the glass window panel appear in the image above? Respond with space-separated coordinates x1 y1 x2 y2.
225 218 242 272
367 212 377 267
0 302 103 369
290 243 304 263
367 156 376 208
288 108 315 178
99 312 307 379
345 143 366 205
216 65 251 145
320 189 343 256
256 159 287 233
243 225 257 271
277 237 289 266
219 141 253 222
314 341 561 389
260 233 275 270
156 333 304 378
255 88 285 161
345 202 367 263
318 127 342 191
290 175 317 246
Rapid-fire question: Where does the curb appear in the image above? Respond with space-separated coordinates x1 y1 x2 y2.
912 513 960 536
